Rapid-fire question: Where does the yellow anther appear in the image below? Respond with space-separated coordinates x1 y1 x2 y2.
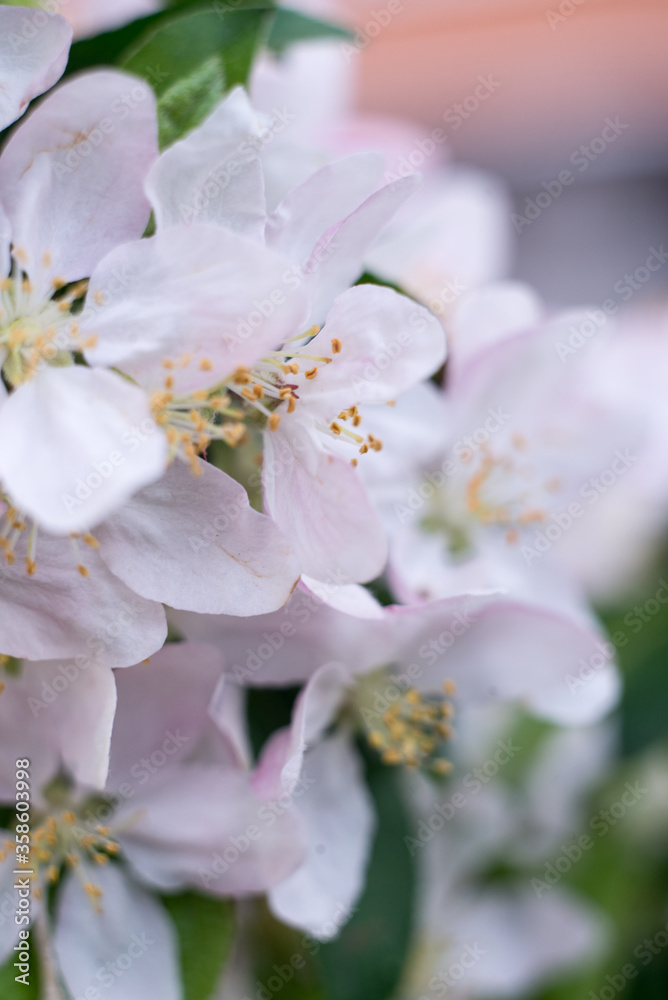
331 338 342 354
304 366 318 380
77 564 89 578
83 534 98 549
199 358 213 371
268 414 281 432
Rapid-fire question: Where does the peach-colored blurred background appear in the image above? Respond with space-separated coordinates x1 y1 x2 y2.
295 0 668 305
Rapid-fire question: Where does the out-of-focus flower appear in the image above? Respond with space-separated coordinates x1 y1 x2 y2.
0 642 305 998
251 41 513 317
0 5 71 131
398 705 611 999
358 283 641 621
29 0 161 40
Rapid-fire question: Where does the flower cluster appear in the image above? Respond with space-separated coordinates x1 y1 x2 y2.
1 6 666 1000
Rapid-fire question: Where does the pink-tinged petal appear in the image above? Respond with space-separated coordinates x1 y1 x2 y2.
266 152 383 264
268 733 375 939
116 764 306 894
0 666 62 798
365 167 512 308
147 86 267 240
0 71 157 292
209 674 252 771
391 597 621 725
170 579 393 687
0 659 114 792
64 0 161 40
97 457 299 616
108 642 225 789
263 419 388 583
448 281 542 377
0 9 72 132
83 225 309 393
42 660 117 789
0 532 166 665
54 864 181 1000
296 285 446 416
0 197 11 279
304 174 420 323
252 663 350 800
454 887 605 998
0 366 168 533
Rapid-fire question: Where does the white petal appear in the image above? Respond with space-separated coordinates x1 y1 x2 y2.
0 71 157 291
266 152 383 264
295 284 446 416
107 641 225 787
0 9 71 131
170 579 394 688
263 418 388 583
83 225 309 393
97 457 300 615
116 765 306 895
268 734 375 940
54 864 181 1000
0 366 168 533
146 86 267 240
0 531 167 666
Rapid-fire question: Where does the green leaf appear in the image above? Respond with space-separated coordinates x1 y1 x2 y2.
67 4 272 84
64 12 169 77
161 892 235 1000
314 747 416 1000
121 8 271 107
266 8 352 54
157 56 226 147
0 934 40 999
621 641 668 756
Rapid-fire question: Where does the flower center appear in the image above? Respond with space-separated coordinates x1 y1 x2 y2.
355 671 456 775
0 500 99 577
424 439 559 555
0 270 91 388
1 796 121 912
